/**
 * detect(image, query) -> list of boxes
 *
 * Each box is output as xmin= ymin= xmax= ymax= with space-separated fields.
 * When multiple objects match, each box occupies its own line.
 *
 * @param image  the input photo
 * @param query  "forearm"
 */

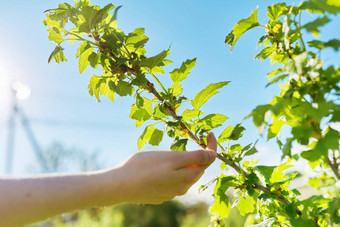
xmin=0 ymin=168 xmax=123 ymax=226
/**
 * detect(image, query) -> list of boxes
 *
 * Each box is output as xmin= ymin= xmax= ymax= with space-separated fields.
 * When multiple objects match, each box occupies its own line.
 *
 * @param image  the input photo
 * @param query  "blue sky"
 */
xmin=0 ymin=0 xmax=339 ymax=201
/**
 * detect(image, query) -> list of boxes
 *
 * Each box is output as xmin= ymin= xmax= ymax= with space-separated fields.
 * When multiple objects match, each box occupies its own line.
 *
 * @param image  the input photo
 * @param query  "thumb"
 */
xmin=206 ymin=132 xmax=217 ymax=151
xmin=206 ymin=132 xmax=217 ymax=161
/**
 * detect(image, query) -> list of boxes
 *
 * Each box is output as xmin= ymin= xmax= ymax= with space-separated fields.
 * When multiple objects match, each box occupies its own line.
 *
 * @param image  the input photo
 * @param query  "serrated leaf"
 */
xmin=170 ymin=138 xmax=188 ymax=151
xmin=153 ymin=104 xmax=169 ymax=119
xmin=182 ymin=109 xmax=203 ymax=121
xmin=169 ymin=82 xmax=183 ymax=97
xmin=209 ymin=175 xmax=237 ymax=218
xmin=267 ymin=117 xmax=285 ymax=139
xmin=255 ymin=46 xmax=275 ymax=60
xmin=170 ymin=58 xmax=197 ymax=82
xmin=301 ymin=0 xmax=340 ymax=15
xmin=303 ymin=16 xmax=330 ymax=36
xmin=244 ymin=146 xmax=258 ymax=157
xmin=196 ymin=113 xmax=228 ymax=131
xmin=228 ymin=124 xmax=245 ymax=140
xmin=87 ymin=75 xmax=115 ymax=102
xmin=265 ymin=74 xmax=289 ymax=87
xmin=255 ymin=165 xmax=275 ymax=184
xmin=247 ymin=104 xmax=271 ymax=132
xmin=109 ymin=80 xmax=134 ymax=96
xmin=48 ymin=46 xmax=67 ymax=63
xmin=282 ymin=137 xmax=294 ymax=159
xmin=140 ymin=47 xmax=170 ymax=69
xmin=78 ymin=4 xmax=115 ymax=33
xmin=88 ymin=52 xmax=99 ymax=68
xmin=218 ymin=125 xmax=234 ymax=143
xmin=126 ymin=27 xmax=149 ymax=50
xmin=225 ymin=7 xmax=260 ymax=52
xmin=191 ymin=81 xmax=229 ymax=110
xmin=270 ymin=162 xmax=292 ymax=183
xmin=237 ymin=195 xmax=254 ymax=216
xmin=137 ymin=125 xmax=163 ymax=150
xmin=78 ymin=46 xmax=94 ymax=73
xmin=48 ymin=27 xmax=64 ymax=45
xmin=130 ymin=98 xmax=153 ymax=127
xmin=308 ymin=39 xmax=340 ymax=51
xmin=267 ymin=3 xmax=288 ymax=20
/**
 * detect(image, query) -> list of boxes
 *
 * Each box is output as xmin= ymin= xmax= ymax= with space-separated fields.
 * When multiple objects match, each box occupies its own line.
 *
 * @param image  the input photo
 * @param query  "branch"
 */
xmin=325 ymin=156 xmax=340 ymax=181
xmin=143 ymin=69 xmax=304 ymax=216
xmin=102 ymin=47 xmax=306 ymax=222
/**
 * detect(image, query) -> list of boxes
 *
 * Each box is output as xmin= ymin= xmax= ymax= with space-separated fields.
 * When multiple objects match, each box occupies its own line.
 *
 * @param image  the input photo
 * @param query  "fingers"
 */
xmin=173 ymin=132 xmax=217 ymax=169
xmin=177 ymin=150 xmax=214 ymax=168
xmin=206 ymin=132 xmax=217 ymax=162
xmin=206 ymin=132 xmax=217 ymax=151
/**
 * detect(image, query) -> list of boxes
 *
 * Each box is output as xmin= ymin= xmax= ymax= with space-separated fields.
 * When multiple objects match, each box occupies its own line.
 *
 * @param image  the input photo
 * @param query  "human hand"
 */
xmin=106 ymin=132 xmax=217 ymax=205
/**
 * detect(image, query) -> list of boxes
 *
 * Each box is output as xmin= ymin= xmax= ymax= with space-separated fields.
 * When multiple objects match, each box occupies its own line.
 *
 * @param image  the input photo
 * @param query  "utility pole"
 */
xmin=5 ymin=88 xmax=17 ymax=174
xmin=4 ymin=81 xmax=48 ymax=173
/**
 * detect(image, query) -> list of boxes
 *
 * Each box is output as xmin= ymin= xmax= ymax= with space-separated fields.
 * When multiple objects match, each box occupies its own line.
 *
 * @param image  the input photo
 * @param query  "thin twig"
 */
xmin=325 ymin=156 xmax=340 ymax=181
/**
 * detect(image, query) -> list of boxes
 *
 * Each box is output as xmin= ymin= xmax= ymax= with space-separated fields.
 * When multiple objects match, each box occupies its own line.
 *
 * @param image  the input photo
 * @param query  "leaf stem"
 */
xmin=150 ymin=73 xmax=168 ymax=94
xmin=325 ymin=156 xmax=340 ymax=180
xmin=65 ymin=31 xmax=98 ymax=46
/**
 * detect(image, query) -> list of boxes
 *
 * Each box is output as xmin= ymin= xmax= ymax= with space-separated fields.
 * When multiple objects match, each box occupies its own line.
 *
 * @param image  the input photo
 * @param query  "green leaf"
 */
xmin=47 ymin=27 xmax=64 ymax=45
xmin=107 ymin=5 xmax=121 ymax=29
xmin=209 ymin=175 xmax=237 ymax=218
xmin=218 ymin=125 xmax=234 ymax=143
xmin=149 ymin=128 xmax=164 ymax=146
xmin=303 ymin=16 xmax=330 ymax=36
xmin=247 ymin=104 xmax=271 ymax=130
xmin=255 ymin=46 xmax=275 ymax=60
xmin=270 ymin=162 xmax=292 ymax=183
xmin=309 ymin=128 xmax=340 ymax=160
xmin=228 ymin=124 xmax=245 ymax=140
xmin=109 ymin=80 xmax=134 ymax=96
xmin=182 ymin=109 xmax=203 ymax=121
xmin=191 ymin=81 xmax=229 ymax=110
xmin=126 ymin=28 xmax=149 ymax=50
xmin=169 ymin=82 xmax=183 ymax=97
xmin=244 ymin=146 xmax=258 ymax=157
xmin=137 ymin=125 xmax=163 ymax=150
xmin=170 ymin=58 xmax=197 ymax=82
xmin=301 ymin=149 xmax=320 ymax=162
xmin=153 ymin=104 xmax=169 ymax=120
xmin=87 ymin=75 xmax=115 ymax=102
xmin=48 ymin=46 xmax=67 ymax=63
xmin=196 ymin=113 xmax=228 ymax=131
xmin=140 ymin=47 xmax=171 ymax=69
xmin=301 ymin=0 xmax=340 ymax=15
xmin=88 ymin=52 xmax=99 ymax=68
xmin=170 ymin=138 xmax=188 ymax=151
xmin=255 ymin=165 xmax=276 ymax=184
xmin=237 ymin=195 xmax=254 ymax=216
xmin=78 ymin=46 xmax=94 ymax=73
xmin=130 ymin=98 xmax=153 ymax=127
xmin=131 ymin=73 xmax=147 ymax=86
xmin=282 ymin=137 xmax=294 ymax=158
xmin=265 ymin=74 xmax=289 ymax=87
xmin=225 ymin=7 xmax=260 ymax=52
xmin=267 ymin=117 xmax=285 ymax=139
xmin=78 ymin=4 xmax=115 ymax=33
xmin=308 ymin=39 xmax=340 ymax=51
xmin=267 ymin=3 xmax=288 ymax=20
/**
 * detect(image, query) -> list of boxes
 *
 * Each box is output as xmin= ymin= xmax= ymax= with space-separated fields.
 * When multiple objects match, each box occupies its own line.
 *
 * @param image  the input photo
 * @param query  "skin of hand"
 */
xmin=0 ymin=132 xmax=217 ymax=227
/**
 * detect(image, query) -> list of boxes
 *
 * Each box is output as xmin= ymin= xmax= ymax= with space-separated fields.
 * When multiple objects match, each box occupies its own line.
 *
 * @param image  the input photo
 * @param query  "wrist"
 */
xmin=89 ymin=166 xmax=128 ymax=207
